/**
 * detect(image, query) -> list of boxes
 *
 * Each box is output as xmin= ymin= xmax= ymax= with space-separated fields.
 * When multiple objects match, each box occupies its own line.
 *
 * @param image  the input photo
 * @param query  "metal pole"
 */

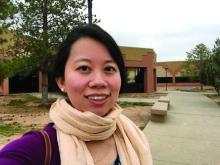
xmin=165 ymin=67 xmax=168 ymax=91
xmin=88 ymin=0 xmax=93 ymax=24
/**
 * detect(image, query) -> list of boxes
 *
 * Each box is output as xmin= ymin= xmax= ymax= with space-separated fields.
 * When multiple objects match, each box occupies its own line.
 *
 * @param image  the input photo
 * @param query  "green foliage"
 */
xmin=214 ymin=78 xmax=220 ymax=96
xmin=118 ymin=101 xmax=153 ymax=108
xmin=0 ymin=60 xmax=10 ymax=82
xmin=182 ymin=43 xmax=211 ymax=86
xmin=7 ymin=94 xmax=40 ymax=107
xmin=0 ymin=0 xmax=17 ymax=19
xmin=190 ymin=38 xmax=220 ymax=95
xmin=201 ymin=56 xmax=215 ymax=85
xmin=212 ymin=38 xmax=220 ymax=76
xmin=0 ymin=123 xmax=26 ymax=137
xmin=0 ymin=0 xmax=17 ymax=44
xmin=23 ymin=94 xmax=40 ymax=102
xmin=181 ymin=60 xmax=199 ymax=80
xmin=9 ymin=0 xmax=89 ymax=71
xmin=0 ymin=56 xmax=35 ymax=83
xmin=212 ymin=38 xmax=220 ymax=95
xmin=2 ymin=0 xmax=98 ymax=103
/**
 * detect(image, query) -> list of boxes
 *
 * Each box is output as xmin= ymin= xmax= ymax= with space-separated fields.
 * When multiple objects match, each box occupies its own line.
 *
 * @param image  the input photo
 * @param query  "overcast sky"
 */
xmin=92 ymin=0 xmax=220 ymax=62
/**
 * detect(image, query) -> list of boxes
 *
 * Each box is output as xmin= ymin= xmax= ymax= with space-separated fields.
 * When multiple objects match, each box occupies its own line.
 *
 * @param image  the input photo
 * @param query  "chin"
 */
xmin=93 ymin=111 xmax=107 ymax=117
xmin=92 ymin=108 xmax=111 ymax=117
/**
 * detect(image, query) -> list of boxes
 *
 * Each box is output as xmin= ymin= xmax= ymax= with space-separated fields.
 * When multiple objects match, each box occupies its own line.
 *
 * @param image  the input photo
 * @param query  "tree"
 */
xmin=0 ymin=0 xmax=17 ymax=44
xmin=182 ymin=43 xmax=211 ymax=90
xmin=212 ymin=38 xmax=220 ymax=95
xmin=0 ymin=56 xmax=34 ymax=84
xmin=0 ymin=60 xmax=10 ymax=83
xmin=194 ymin=38 xmax=220 ymax=95
xmin=0 ymin=0 xmax=17 ymax=85
xmin=0 ymin=0 xmax=17 ymax=19
xmin=7 ymin=0 xmax=97 ymax=104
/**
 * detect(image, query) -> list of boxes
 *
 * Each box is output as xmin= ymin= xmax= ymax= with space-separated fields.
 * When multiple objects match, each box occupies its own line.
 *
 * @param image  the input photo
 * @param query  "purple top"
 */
xmin=0 ymin=123 xmax=121 ymax=165
xmin=0 ymin=123 xmax=60 ymax=165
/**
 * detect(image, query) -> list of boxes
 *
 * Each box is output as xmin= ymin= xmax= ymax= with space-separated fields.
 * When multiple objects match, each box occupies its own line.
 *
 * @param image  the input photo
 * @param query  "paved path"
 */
xmin=143 ymin=91 xmax=220 ymax=165
xmin=118 ymin=98 xmax=157 ymax=104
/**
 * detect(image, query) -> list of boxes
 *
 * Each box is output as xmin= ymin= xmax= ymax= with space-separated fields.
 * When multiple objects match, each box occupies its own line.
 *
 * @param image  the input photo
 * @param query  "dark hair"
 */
xmin=53 ymin=24 xmax=125 ymax=93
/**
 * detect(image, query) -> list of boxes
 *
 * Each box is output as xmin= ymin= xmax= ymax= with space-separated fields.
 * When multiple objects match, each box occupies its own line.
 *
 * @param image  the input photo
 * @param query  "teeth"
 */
xmin=88 ymin=96 xmax=107 ymax=100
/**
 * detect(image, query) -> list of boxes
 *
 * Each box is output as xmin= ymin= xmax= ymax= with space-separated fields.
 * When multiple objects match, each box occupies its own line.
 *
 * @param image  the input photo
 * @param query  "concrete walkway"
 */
xmin=118 ymin=97 xmax=157 ymax=104
xmin=143 ymin=91 xmax=220 ymax=165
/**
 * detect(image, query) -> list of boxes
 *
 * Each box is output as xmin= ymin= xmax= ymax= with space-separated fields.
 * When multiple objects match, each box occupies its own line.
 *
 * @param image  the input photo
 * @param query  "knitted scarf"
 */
xmin=49 ymin=98 xmax=152 ymax=165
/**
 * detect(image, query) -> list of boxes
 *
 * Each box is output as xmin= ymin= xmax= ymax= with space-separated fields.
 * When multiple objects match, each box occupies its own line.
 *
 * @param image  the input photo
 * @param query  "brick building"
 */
xmin=156 ymin=61 xmax=200 ymax=89
xmin=0 ymin=31 xmax=157 ymax=95
xmin=1 ymin=30 xmax=202 ymax=95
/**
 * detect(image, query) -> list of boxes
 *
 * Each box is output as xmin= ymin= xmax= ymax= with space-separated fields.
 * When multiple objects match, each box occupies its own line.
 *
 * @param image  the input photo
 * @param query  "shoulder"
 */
xmin=0 ymin=123 xmax=59 ymax=165
xmin=43 ymin=123 xmax=57 ymax=145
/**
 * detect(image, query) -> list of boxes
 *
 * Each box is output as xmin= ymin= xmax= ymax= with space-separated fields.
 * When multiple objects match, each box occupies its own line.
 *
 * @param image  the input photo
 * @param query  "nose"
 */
xmin=88 ymin=72 xmax=107 ymax=88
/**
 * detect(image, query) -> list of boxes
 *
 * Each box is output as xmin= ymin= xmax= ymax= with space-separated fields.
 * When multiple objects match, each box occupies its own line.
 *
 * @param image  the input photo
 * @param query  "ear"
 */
xmin=56 ymin=77 xmax=65 ymax=92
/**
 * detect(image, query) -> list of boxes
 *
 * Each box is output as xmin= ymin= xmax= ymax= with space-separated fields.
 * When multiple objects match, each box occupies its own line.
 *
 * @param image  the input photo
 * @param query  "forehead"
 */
xmin=68 ymin=37 xmax=115 ymax=62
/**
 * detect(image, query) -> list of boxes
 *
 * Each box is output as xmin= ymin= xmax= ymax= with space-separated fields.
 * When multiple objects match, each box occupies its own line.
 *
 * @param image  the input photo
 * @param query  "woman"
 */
xmin=0 ymin=24 xmax=152 ymax=165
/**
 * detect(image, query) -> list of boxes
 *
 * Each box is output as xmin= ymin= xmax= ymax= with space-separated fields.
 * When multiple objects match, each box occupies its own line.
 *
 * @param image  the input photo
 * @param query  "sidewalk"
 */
xmin=143 ymin=91 xmax=220 ymax=165
xmin=118 ymin=97 xmax=157 ymax=104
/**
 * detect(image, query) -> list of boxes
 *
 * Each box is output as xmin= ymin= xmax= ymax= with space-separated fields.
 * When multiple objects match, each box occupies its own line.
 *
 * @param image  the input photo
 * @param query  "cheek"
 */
xmin=109 ymin=75 xmax=121 ymax=93
xmin=64 ymin=71 xmax=87 ymax=92
xmin=68 ymin=78 xmax=85 ymax=90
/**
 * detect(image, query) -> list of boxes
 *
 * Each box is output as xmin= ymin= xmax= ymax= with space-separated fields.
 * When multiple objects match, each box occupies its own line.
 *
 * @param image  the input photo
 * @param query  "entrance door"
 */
xmin=124 ymin=67 xmax=145 ymax=93
xmin=9 ymin=72 xmax=39 ymax=93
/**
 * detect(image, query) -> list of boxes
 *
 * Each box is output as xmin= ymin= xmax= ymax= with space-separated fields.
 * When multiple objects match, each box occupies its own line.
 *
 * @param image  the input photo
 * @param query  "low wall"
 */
xmin=157 ymin=82 xmax=201 ymax=87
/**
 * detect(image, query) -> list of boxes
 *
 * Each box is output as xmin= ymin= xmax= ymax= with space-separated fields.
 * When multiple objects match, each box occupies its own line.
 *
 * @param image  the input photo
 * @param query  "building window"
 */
xmin=125 ymin=67 xmax=145 ymax=93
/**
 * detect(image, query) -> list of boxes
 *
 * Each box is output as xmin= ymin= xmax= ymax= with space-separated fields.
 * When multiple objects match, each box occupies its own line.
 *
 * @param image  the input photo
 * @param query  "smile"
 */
xmin=87 ymin=95 xmax=108 ymax=100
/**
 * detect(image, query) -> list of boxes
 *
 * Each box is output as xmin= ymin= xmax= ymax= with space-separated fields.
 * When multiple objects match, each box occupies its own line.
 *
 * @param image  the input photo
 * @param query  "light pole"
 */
xmin=88 ymin=0 xmax=93 ymax=24
xmin=199 ymin=54 xmax=203 ymax=90
xmin=165 ymin=67 xmax=168 ymax=91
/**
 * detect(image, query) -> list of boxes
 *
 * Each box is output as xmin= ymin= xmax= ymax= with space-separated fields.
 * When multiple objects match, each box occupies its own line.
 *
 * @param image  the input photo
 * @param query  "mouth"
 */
xmin=85 ymin=94 xmax=110 ymax=106
xmin=87 ymin=95 xmax=108 ymax=100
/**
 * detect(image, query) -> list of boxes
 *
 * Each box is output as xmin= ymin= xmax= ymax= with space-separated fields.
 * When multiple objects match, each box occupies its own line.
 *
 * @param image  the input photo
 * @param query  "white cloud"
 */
xmin=93 ymin=0 xmax=220 ymax=61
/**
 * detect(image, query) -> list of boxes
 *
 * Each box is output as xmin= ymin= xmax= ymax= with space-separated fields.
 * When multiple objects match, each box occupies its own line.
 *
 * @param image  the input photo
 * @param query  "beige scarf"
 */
xmin=49 ymin=98 xmax=152 ymax=165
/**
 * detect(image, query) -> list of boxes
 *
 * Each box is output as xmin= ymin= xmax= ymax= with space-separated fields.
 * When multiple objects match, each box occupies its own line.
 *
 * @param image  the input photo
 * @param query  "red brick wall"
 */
xmin=124 ymin=52 xmax=156 ymax=93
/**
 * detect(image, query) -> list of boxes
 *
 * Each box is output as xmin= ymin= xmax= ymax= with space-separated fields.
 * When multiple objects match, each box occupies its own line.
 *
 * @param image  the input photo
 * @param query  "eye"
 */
xmin=104 ymin=66 xmax=117 ymax=73
xmin=77 ymin=66 xmax=91 ymax=73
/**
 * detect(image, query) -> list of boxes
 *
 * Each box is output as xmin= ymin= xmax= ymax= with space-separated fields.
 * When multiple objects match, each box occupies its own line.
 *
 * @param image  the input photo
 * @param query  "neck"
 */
xmin=86 ymin=135 xmax=117 ymax=165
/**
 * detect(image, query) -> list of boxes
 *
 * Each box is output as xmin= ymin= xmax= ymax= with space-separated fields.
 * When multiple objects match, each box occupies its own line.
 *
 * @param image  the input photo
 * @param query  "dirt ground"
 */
xmin=206 ymin=94 xmax=220 ymax=103
xmin=0 ymin=94 xmax=152 ymax=147
xmin=1 ymin=92 xmax=218 ymax=147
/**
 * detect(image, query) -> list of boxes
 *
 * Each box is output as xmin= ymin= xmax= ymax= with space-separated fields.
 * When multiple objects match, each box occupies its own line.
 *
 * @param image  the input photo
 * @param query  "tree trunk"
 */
xmin=41 ymin=0 xmax=49 ymax=105
xmin=41 ymin=71 xmax=48 ymax=105
xmin=200 ymin=83 xmax=203 ymax=91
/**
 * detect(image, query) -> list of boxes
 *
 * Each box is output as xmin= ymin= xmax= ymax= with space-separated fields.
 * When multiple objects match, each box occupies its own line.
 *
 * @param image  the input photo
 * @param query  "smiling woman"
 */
xmin=0 ymin=24 xmax=152 ymax=165
xmin=56 ymin=37 xmax=121 ymax=117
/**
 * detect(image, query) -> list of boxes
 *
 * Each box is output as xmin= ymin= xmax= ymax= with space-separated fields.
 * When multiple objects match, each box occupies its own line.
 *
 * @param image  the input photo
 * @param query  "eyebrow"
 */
xmin=73 ymin=58 xmax=91 ymax=64
xmin=73 ymin=58 xmax=116 ymax=64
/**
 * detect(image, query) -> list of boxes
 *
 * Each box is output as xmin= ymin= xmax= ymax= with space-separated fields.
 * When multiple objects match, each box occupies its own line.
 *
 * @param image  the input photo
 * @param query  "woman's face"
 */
xmin=56 ymin=37 xmax=121 ymax=116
